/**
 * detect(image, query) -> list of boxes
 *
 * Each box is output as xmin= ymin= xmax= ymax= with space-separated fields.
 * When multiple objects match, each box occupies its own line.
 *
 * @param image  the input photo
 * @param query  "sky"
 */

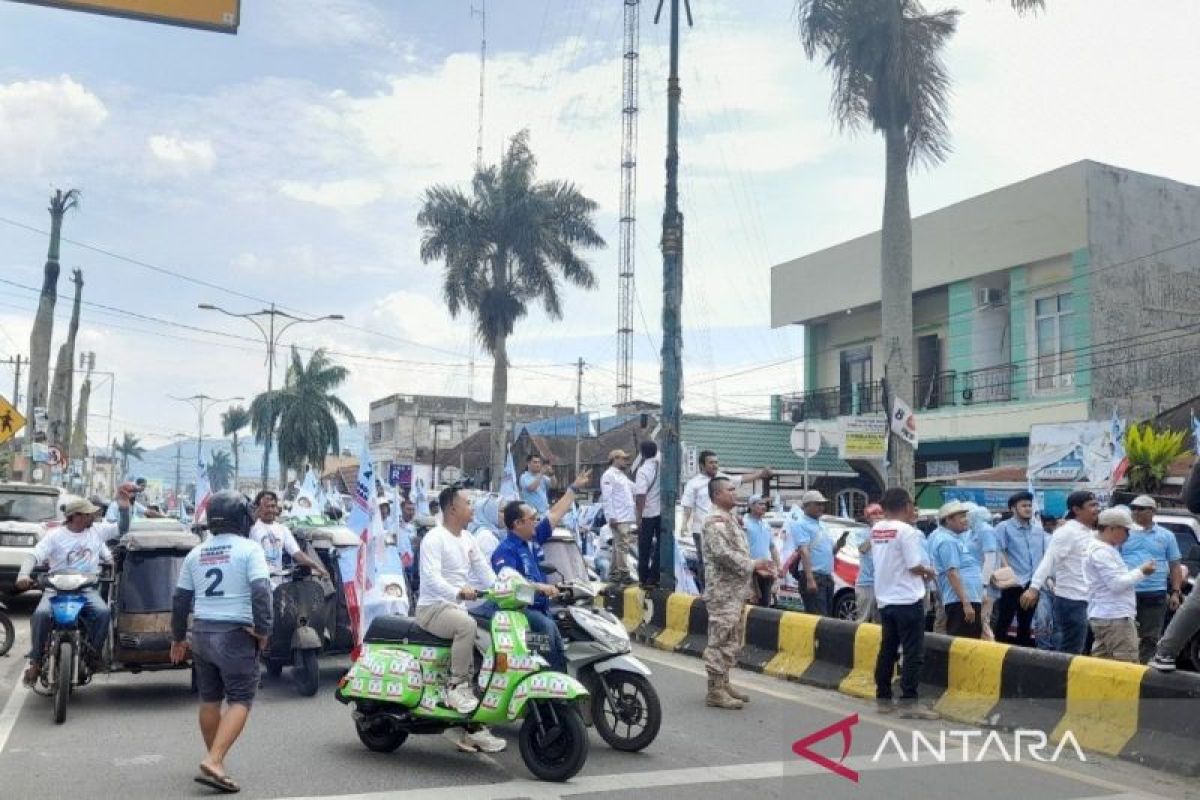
xmin=2 ymin=0 xmax=1200 ymax=457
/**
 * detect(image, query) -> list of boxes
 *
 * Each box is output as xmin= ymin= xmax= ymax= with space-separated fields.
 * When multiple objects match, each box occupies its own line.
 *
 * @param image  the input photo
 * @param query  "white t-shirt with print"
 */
xmin=31 ymin=523 xmax=117 ymax=574
xmin=249 ymin=520 xmax=301 ymax=584
xmin=870 ymin=519 xmax=929 ymax=607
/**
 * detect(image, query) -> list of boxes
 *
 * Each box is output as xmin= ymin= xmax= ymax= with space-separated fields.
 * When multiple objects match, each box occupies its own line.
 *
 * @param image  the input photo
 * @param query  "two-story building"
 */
xmin=771 ymin=161 xmax=1200 ymax=482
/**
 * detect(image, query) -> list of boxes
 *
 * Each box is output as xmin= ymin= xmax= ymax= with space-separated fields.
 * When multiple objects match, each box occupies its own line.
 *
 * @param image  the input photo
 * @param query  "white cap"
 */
xmin=1129 ymin=495 xmax=1158 ymax=510
xmin=801 ymin=490 xmax=828 ymax=505
xmin=938 ymin=501 xmax=970 ymax=521
xmin=1098 ymin=507 xmax=1135 ymax=529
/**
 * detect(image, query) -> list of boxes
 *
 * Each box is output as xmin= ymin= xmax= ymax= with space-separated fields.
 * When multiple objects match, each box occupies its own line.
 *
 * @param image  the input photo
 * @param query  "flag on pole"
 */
xmin=1109 ymin=408 xmax=1129 ymax=487
xmin=1191 ymin=411 xmax=1200 ymax=454
xmin=498 ymin=447 xmax=518 ymax=503
xmin=412 ymin=477 xmax=430 ymax=517
xmin=194 ymin=457 xmax=212 ymax=524
xmin=340 ymin=442 xmax=390 ymax=659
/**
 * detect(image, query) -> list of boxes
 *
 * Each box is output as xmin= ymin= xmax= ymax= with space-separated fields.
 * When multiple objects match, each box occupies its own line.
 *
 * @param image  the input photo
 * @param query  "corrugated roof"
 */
xmin=679 ymin=415 xmax=853 ymax=475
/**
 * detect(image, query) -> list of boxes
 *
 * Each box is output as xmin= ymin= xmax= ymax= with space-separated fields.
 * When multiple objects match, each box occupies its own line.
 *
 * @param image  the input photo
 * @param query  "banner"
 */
xmin=341 ymin=442 xmax=391 ymax=658
xmin=1027 ymin=421 xmax=1117 ymax=488
xmin=499 ymin=448 xmax=518 ymax=503
xmin=890 ymin=397 xmax=918 ymax=448
xmin=194 ymin=456 xmax=212 ymax=523
xmin=838 ymin=415 xmax=888 ymax=460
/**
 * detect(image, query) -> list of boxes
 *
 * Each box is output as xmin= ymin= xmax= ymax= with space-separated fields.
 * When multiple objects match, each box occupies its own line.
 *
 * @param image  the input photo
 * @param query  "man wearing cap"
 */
xmin=928 ymin=502 xmax=983 ymax=638
xmin=993 ymin=491 xmax=1047 ymax=647
xmin=681 ymin=451 xmax=773 ymax=592
xmin=1120 ymin=496 xmax=1183 ymax=663
xmin=743 ymin=494 xmax=780 ymax=607
xmin=1085 ymin=507 xmax=1156 ymax=663
xmin=1021 ymin=490 xmax=1101 ymax=654
xmin=16 ymin=498 xmax=117 ymax=685
xmin=600 ymin=449 xmax=636 ymax=584
xmin=786 ymin=490 xmax=835 ymax=617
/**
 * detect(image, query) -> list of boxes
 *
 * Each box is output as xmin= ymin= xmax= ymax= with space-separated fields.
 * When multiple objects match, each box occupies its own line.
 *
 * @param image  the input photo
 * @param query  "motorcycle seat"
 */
xmin=364 ymin=615 xmax=452 ymax=648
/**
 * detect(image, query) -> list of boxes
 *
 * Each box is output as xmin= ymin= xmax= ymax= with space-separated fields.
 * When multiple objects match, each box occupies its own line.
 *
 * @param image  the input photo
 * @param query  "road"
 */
xmin=0 ymin=593 xmax=1195 ymax=800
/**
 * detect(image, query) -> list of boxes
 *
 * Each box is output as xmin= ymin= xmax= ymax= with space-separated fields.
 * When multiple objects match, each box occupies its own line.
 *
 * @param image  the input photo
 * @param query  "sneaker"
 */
xmin=445 ymin=681 xmax=479 ymax=714
xmin=21 ymin=664 xmax=40 ymax=688
xmin=453 ymin=726 xmax=507 ymax=753
xmin=1149 ymin=655 xmax=1177 ymax=672
xmin=898 ymin=704 xmax=941 ymax=721
xmin=875 ymin=700 xmax=895 ymax=715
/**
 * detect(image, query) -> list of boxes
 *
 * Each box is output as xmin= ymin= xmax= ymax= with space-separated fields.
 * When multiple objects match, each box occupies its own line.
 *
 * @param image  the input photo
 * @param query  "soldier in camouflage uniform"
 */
xmin=701 ymin=477 xmax=773 ymax=710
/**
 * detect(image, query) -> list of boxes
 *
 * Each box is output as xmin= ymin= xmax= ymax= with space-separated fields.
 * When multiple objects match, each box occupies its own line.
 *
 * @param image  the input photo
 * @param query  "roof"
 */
xmin=679 ymin=415 xmax=854 ymax=476
xmin=1153 ymin=395 xmax=1200 ymax=435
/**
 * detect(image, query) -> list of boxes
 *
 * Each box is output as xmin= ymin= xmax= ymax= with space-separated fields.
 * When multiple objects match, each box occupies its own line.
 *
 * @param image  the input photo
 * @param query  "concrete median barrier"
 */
xmin=605 ymin=586 xmax=1200 ymax=777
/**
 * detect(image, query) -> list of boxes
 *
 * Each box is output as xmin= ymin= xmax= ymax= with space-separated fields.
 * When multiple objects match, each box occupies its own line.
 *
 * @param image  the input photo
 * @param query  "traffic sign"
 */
xmin=0 ymin=395 xmax=25 ymax=446
xmin=790 ymin=422 xmax=822 ymax=457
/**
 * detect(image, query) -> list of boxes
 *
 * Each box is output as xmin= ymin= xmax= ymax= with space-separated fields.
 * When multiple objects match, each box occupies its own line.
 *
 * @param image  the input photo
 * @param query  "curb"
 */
xmin=604 ymin=586 xmax=1200 ymax=777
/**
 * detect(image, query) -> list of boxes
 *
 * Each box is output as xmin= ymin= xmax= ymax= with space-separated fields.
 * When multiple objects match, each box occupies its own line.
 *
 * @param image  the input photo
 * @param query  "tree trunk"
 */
xmin=26 ymin=203 xmax=68 ymax=436
xmin=881 ymin=124 xmax=915 ymax=491
xmin=48 ymin=270 xmax=83 ymax=450
xmin=488 ymin=335 xmax=509 ymax=491
xmin=70 ymin=376 xmax=91 ymax=462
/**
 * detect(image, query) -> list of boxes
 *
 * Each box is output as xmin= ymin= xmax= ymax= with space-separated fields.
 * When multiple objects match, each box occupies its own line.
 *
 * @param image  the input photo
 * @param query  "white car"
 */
xmin=0 ymin=483 xmax=65 ymax=592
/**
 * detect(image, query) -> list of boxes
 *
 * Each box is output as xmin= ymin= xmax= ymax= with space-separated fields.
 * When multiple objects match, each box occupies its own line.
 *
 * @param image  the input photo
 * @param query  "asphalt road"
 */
xmin=0 ymin=592 xmax=1196 ymax=800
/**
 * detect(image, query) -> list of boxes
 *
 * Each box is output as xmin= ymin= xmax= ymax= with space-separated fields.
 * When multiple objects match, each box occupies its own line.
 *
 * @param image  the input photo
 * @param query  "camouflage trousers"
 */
xmin=703 ymin=600 xmax=746 ymax=676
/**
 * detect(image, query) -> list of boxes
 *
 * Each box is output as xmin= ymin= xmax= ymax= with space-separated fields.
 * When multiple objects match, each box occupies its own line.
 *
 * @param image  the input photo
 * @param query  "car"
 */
xmin=0 ymin=483 xmax=65 ymax=593
xmin=1150 ymin=512 xmax=1200 ymax=668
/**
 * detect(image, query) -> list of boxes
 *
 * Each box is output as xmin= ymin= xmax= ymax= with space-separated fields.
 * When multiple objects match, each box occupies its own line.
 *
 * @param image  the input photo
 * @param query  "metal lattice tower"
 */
xmin=616 ymin=0 xmax=641 ymax=406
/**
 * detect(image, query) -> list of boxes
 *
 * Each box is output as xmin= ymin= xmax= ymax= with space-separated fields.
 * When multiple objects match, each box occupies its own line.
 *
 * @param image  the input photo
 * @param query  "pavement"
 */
xmin=0 ymin=592 xmax=1196 ymax=800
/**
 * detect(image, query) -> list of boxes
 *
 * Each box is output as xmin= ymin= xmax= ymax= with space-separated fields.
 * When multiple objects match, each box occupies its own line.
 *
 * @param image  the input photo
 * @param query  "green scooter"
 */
xmin=336 ymin=577 xmax=591 ymax=782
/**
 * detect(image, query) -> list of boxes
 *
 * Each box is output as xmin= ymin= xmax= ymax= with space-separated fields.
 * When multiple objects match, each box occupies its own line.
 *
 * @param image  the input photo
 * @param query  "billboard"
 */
xmin=11 ymin=1 xmax=240 ymax=33
xmin=838 ymin=415 xmax=888 ymax=460
xmin=1027 ymin=421 xmax=1118 ymax=488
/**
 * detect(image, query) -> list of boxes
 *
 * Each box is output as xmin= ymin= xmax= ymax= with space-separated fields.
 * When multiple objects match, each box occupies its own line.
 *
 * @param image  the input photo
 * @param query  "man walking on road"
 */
xmin=701 ymin=477 xmax=772 ymax=710
xmin=786 ymin=490 xmax=835 ymax=617
xmin=681 ymin=451 xmax=771 ymax=592
xmin=634 ymin=440 xmax=662 ymax=587
xmin=993 ymin=491 xmax=1046 ymax=646
xmin=871 ymin=488 xmax=939 ymax=719
xmin=600 ymin=449 xmax=636 ymax=584
xmin=170 ymin=490 xmax=273 ymax=794
xmin=1121 ymin=496 xmax=1183 ymax=663
xmin=1022 ymin=491 xmax=1100 ymax=655
xmin=928 ymin=502 xmax=982 ymax=639
xmin=1085 ymin=506 xmax=1154 ymax=663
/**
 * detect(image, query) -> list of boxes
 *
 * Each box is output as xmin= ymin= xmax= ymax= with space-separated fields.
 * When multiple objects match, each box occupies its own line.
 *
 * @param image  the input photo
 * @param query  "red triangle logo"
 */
xmin=791 ymin=713 xmax=859 ymax=783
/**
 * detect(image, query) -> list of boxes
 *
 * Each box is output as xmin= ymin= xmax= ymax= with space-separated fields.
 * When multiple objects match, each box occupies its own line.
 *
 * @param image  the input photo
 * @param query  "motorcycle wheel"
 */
xmin=293 ymin=648 xmax=320 ymax=697
xmin=0 ymin=612 xmax=14 ymax=657
xmin=518 ymin=701 xmax=589 ymax=782
xmin=592 ymin=670 xmax=661 ymax=752
xmin=355 ymin=717 xmax=409 ymax=753
xmin=53 ymin=642 xmax=72 ymax=725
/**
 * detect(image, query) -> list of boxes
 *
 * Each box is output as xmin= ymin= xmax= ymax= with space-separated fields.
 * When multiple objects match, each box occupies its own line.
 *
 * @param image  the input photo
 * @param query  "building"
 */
xmin=368 ymin=393 xmax=564 ymax=482
xmin=771 ymin=161 xmax=1200 ymax=481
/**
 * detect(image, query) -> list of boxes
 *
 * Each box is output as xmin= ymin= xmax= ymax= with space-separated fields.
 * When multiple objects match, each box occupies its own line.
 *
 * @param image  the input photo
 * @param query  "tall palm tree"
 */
xmin=250 ymin=347 xmax=355 ymax=481
xmin=207 ymin=449 xmax=235 ymax=491
xmin=48 ymin=268 xmax=83 ymax=449
xmin=114 ymin=431 xmax=145 ymax=480
xmin=27 ymin=189 xmax=80 ymax=434
xmin=418 ymin=130 xmax=605 ymax=487
xmin=795 ymin=0 xmax=1040 ymax=490
xmin=221 ymin=405 xmax=251 ymax=491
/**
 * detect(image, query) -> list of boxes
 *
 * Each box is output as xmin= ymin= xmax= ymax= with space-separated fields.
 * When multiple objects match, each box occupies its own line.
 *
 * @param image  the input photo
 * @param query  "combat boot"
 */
xmin=706 ymin=672 xmax=744 ymax=710
xmin=723 ymin=675 xmax=750 ymax=703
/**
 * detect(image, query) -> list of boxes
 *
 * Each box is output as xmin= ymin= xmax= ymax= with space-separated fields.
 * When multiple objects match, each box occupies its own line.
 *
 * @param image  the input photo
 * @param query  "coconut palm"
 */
xmin=795 ymin=0 xmax=1041 ymax=490
xmin=250 ymin=347 xmax=355 ymax=481
xmin=113 ymin=431 xmax=146 ymax=480
xmin=418 ymin=130 xmax=605 ymax=487
xmin=207 ymin=449 xmax=235 ymax=491
xmin=27 ymin=189 xmax=80 ymax=432
xmin=221 ymin=405 xmax=251 ymax=491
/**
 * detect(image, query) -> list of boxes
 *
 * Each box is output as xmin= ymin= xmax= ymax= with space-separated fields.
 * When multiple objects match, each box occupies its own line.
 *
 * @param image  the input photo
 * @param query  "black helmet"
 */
xmin=207 ymin=490 xmax=255 ymax=536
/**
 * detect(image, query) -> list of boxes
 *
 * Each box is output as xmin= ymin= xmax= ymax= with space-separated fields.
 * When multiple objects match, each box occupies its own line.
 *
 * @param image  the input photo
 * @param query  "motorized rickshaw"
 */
xmin=290 ymin=518 xmax=359 ymax=656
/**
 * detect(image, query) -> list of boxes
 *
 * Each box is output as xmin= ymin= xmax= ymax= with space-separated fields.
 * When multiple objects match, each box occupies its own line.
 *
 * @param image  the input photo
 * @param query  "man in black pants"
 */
xmin=633 ymin=440 xmax=662 ymax=587
xmin=870 ymin=488 xmax=939 ymax=720
xmin=993 ymin=491 xmax=1046 ymax=646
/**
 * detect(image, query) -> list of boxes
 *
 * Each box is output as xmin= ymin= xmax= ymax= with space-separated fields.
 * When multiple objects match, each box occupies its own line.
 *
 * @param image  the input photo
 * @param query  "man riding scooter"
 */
xmin=493 ymin=469 xmax=593 ymax=674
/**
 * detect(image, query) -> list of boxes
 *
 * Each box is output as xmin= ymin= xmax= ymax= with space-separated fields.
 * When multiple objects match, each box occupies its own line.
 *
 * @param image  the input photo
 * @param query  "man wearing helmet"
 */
xmin=170 ymin=490 xmax=273 ymax=794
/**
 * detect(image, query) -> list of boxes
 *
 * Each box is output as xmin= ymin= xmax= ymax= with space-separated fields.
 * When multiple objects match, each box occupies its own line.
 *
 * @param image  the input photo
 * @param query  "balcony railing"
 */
xmin=961 ymin=364 xmax=1018 ymax=405
xmin=782 ymin=370 xmax=963 ymax=422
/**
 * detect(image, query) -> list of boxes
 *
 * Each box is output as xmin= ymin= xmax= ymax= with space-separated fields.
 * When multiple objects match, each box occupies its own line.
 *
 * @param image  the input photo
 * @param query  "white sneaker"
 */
xmin=453 ymin=726 xmax=507 ymax=753
xmin=445 ymin=681 xmax=479 ymax=714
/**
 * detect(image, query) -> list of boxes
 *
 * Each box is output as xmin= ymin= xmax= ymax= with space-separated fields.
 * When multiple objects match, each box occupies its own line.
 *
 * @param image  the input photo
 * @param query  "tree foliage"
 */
xmin=1124 ymin=423 xmax=1190 ymax=494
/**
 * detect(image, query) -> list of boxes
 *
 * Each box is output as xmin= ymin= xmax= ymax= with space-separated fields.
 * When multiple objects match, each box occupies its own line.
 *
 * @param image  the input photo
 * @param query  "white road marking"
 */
xmin=0 ymin=671 xmax=29 ymax=755
xmin=112 ymin=754 xmax=164 ymax=767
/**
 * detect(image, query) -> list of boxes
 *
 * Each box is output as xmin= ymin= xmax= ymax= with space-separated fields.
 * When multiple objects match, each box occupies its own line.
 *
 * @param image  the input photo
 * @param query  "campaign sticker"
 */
xmin=482 ymin=692 xmax=501 ymax=710
xmin=420 ymin=647 xmax=438 ymax=661
xmin=351 ymin=678 xmax=366 ymax=693
xmin=490 ymin=674 xmax=509 ymax=691
xmin=493 ymin=614 xmax=512 ymax=631
xmin=386 ymin=682 xmax=404 ymax=697
xmin=368 ymin=678 xmax=384 ymax=695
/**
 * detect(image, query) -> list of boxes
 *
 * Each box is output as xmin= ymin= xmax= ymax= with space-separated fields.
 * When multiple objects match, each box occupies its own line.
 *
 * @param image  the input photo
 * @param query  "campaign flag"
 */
xmin=1109 ymin=409 xmax=1129 ymax=487
xmin=1192 ymin=412 xmax=1200 ymax=454
xmin=194 ymin=457 xmax=212 ymax=524
xmin=412 ymin=477 xmax=430 ymax=517
xmin=341 ymin=443 xmax=388 ymax=658
xmin=890 ymin=396 xmax=918 ymax=448
xmin=838 ymin=493 xmax=850 ymax=519
xmin=499 ymin=448 xmax=519 ymax=503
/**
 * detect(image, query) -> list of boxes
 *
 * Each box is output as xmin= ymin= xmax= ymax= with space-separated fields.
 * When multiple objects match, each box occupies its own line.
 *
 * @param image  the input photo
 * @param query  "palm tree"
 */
xmin=795 ymin=0 xmax=1040 ymax=490
xmin=418 ymin=130 xmax=605 ymax=487
xmin=48 ymin=268 xmax=83 ymax=449
xmin=250 ymin=347 xmax=355 ymax=481
xmin=113 ymin=431 xmax=146 ymax=480
xmin=27 ymin=189 xmax=80 ymax=434
xmin=221 ymin=405 xmax=251 ymax=491
xmin=207 ymin=449 xmax=235 ymax=491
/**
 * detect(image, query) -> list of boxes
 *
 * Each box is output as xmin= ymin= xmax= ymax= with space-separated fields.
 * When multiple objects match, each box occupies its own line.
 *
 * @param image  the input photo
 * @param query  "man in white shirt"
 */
xmin=415 ymin=486 xmax=505 ymax=753
xmin=680 ymin=450 xmax=772 ymax=591
xmin=248 ymin=491 xmax=327 ymax=586
xmin=633 ymin=440 xmax=662 ymax=587
xmin=1021 ymin=490 xmax=1100 ymax=655
xmin=870 ymin=488 xmax=939 ymax=720
xmin=600 ymin=449 xmax=637 ymax=584
xmin=1085 ymin=507 xmax=1155 ymax=663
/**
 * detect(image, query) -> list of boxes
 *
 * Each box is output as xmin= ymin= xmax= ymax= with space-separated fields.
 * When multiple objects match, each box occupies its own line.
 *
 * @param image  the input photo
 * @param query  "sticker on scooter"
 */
xmin=481 ymin=691 xmax=501 ymax=710
xmin=420 ymin=647 xmax=438 ymax=661
xmin=490 ymin=674 xmax=509 ymax=690
xmin=368 ymin=679 xmax=384 ymax=695
xmin=493 ymin=615 xmax=512 ymax=631
xmin=494 ymin=632 xmax=515 ymax=651
xmin=351 ymin=678 xmax=366 ymax=693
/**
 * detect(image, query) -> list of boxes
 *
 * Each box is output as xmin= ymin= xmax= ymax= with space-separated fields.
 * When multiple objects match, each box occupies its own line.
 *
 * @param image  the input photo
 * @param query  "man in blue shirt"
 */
xmin=1122 ymin=496 xmax=1183 ymax=663
xmin=853 ymin=503 xmax=884 ymax=622
xmin=519 ymin=454 xmax=554 ymax=515
xmin=171 ymin=491 xmax=273 ymax=795
xmin=993 ymin=491 xmax=1047 ymax=646
xmin=493 ymin=469 xmax=591 ymax=672
xmin=788 ymin=490 xmax=834 ymax=617
xmin=743 ymin=495 xmax=780 ymax=607
xmin=928 ymin=502 xmax=983 ymax=638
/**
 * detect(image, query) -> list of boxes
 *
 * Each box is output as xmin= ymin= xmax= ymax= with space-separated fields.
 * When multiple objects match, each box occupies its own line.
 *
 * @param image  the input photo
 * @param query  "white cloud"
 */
xmin=278 ymin=178 xmax=384 ymax=208
xmin=0 ymin=75 xmax=107 ymax=176
xmin=147 ymin=135 xmax=216 ymax=177
xmin=262 ymin=0 xmax=389 ymax=49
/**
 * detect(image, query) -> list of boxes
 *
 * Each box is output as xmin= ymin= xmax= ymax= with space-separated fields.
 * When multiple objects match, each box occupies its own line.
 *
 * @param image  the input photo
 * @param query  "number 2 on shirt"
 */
xmin=204 ymin=567 xmax=225 ymax=597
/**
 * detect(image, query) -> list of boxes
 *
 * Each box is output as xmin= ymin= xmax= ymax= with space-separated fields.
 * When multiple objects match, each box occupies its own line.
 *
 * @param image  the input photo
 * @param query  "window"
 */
xmin=839 ymin=346 xmax=874 ymax=414
xmin=1034 ymin=292 xmax=1075 ymax=391
xmin=370 ymin=421 xmax=383 ymax=443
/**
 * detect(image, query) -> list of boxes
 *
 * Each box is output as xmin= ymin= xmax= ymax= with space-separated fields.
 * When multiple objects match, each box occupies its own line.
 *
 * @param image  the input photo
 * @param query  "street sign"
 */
xmin=790 ymin=423 xmax=822 ymax=457
xmin=11 ymin=1 xmax=240 ymax=33
xmin=0 ymin=394 xmax=25 ymax=446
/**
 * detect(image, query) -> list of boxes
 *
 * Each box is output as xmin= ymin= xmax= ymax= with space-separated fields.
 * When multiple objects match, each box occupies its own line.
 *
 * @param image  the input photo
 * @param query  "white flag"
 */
xmin=891 ymin=396 xmax=918 ymax=448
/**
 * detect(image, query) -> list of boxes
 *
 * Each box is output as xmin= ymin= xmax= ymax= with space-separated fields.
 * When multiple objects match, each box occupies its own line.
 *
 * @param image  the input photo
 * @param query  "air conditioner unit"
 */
xmin=978 ymin=288 xmax=1005 ymax=307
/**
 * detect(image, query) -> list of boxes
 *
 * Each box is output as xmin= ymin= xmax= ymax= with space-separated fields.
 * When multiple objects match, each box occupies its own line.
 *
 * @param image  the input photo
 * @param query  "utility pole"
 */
xmin=4 ymin=355 xmax=23 ymax=409
xmin=170 ymin=393 xmax=244 ymax=478
xmin=574 ymin=357 xmax=585 ymax=475
xmin=465 ymin=0 xmax=487 ymax=444
xmin=171 ymin=433 xmax=188 ymax=515
xmin=616 ymin=0 xmax=641 ymax=405
xmin=655 ymin=0 xmax=691 ymax=590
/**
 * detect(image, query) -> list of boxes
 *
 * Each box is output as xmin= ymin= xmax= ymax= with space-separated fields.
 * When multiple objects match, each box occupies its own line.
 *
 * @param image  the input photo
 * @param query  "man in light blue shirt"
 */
xmin=788 ymin=490 xmax=834 ymax=617
xmin=993 ymin=491 xmax=1047 ymax=646
xmin=743 ymin=495 xmax=780 ymax=607
xmin=852 ymin=503 xmax=884 ymax=622
xmin=1122 ymin=496 xmax=1183 ymax=663
xmin=519 ymin=454 xmax=553 ymax=515
xmin=928 ymin=502 xmax=982 ymax=639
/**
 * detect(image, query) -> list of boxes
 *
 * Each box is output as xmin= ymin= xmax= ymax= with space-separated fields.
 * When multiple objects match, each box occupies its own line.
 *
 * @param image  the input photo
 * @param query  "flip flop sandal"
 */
xmin=194 ymin=766 xmax=240 ymax=794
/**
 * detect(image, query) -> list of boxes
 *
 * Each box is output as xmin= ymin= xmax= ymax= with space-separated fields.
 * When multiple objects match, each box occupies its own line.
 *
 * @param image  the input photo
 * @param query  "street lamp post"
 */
xmin=198 ymin=303 xmax=343 ymax=490
xmin=170 ymin=393 xmax=244 ymax=477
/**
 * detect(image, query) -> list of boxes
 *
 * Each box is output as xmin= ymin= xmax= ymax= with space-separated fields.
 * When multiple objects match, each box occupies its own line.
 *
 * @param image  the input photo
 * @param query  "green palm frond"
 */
xmin=1124 ymin=423 xmax=1191 ymax=493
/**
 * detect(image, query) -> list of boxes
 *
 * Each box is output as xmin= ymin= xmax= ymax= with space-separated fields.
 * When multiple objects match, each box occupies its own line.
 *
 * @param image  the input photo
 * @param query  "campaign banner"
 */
xmin=1027 ymin=421 xmax=1118 ymax=488
xmin=838 ymin=416 xmax=888 ymax=460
